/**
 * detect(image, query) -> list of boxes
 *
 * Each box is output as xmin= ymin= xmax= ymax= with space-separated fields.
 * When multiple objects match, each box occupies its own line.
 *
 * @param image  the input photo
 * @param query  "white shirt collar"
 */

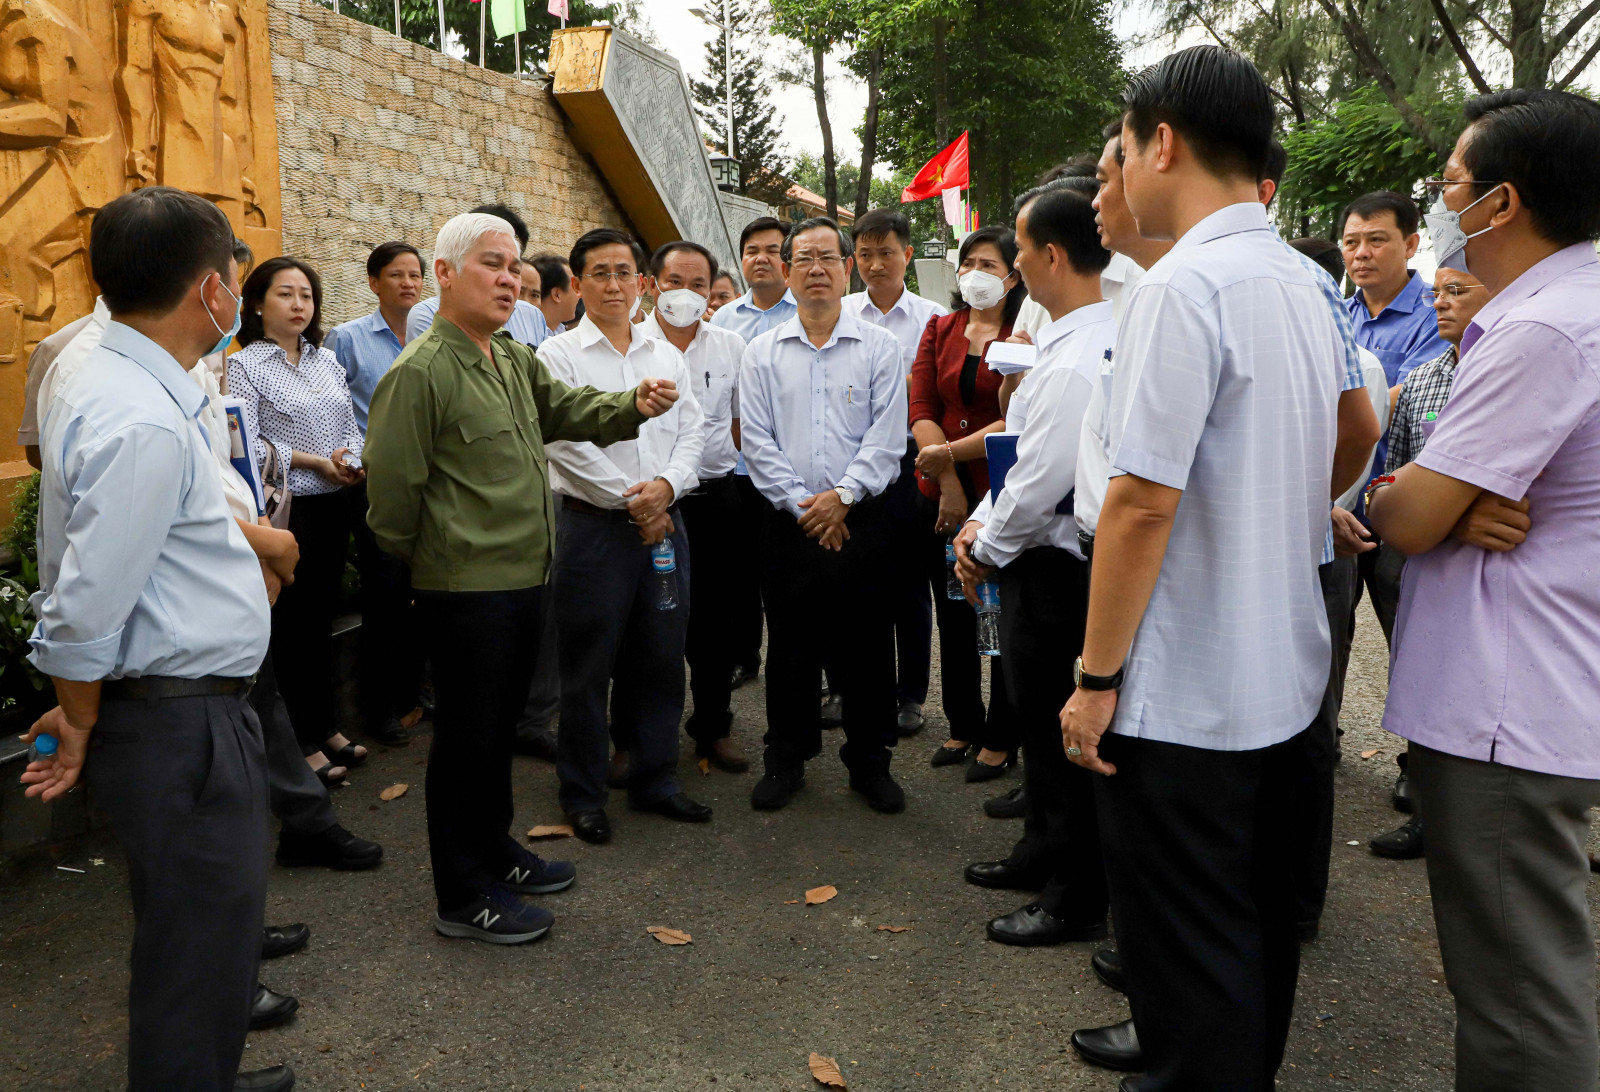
xmin=1034 ymin=299 xmax=1114 ymax=353
xmin=853 ymin=285 xmax=913 ymax=318
xmin=1172 ymin=202 xmax=1272 ymax=253
xmin=774 ymin=308 xmax=867 ymax=349
xmin=638 ymin=310 xmax=701 ymax=350
xmin=575 ymin=313 xmax=649 ymax=356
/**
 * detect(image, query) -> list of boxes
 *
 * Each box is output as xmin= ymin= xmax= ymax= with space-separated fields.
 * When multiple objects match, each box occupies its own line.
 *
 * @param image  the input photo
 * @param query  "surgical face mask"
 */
xmin=655 ymin=288 xmax=708 ymax=328
xmin=1424 ymin=184 xmax=1503 ymax=275
xmin=959 ymin=268 xmax=1009 ymax=310
xmin=629 ymin=296 xmax=643 ymax=320
xmin=204 ymin=273 xmax=243 ymax=358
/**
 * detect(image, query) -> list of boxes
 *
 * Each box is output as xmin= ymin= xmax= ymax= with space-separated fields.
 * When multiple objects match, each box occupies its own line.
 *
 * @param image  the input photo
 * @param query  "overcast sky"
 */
xmin=637 ymin=1 xmax=1197 ymax=171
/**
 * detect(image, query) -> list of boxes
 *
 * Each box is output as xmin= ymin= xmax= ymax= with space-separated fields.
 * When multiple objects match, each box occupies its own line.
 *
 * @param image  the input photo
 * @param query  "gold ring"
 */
xmin=1066 ymin=745 xmax=1082 ymax=757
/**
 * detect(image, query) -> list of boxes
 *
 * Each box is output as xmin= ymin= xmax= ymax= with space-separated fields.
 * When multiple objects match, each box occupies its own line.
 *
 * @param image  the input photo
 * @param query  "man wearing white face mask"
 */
xmin=639 ymin=241 xmax=752 ymax=774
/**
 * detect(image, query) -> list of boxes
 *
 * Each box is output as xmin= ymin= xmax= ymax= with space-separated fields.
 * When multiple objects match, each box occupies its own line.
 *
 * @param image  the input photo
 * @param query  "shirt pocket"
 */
xmin=829 ymin=380 xmax=874 ymax=437
xmin=457 ymin=410 xmax=522 ymax=483
xmin=704 ymin=375 xmax=735 ymax=421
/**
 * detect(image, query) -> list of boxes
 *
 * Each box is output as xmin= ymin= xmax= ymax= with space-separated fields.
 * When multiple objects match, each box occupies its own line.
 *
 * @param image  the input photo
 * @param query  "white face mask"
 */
xmin=629 ymin=296 xmax=643 ymax=319
xmin=654 ymin=288 xmax=708 ymax=328
xmin=959 ymin=268 xmax=1009 ymax=310
xmin=1424 ymin=184 xmax=1503 ymax=276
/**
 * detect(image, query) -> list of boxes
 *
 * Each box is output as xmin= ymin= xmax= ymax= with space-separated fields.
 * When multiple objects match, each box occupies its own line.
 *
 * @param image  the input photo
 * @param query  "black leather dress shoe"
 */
xmin=984 ymin=785 xmax=1027 ymax=819
xmin=1392 ymin=765 xmax=1413 ymax=813
xmin=895 ymin=701 xmax=925 ymax=737
xmin=249 ymin=984 xmax=298 ymax=1030
xmin=1072 ymin=1018 xmax=1144 ymax=1071
xmin=260 ymin=923 xmax=310 ymax=961
xmin=567 ymin=810 xmax=612 ymax=844
xmin=368 ymin=715 xmax=410 ymax=746
xmin=730 ymin=663 xmax=757 ymax=690
xmin=1092 ymin=947 xmax=1126 ymax=993
xmin=513 ymin=726 xmax=558 ymax=761
xmin=987 ymin=903 xmax=1108 ymax=946
xmin=850 ymin=772 xmax=906 ymax=814
xmin=235 ymin=1064 xmax=295 ymax=1091
xmin=820 ymin=693 xmax=844 ymax=729
xmin=963 ymin=858 xmax=1048 ymax=891
xmin=276 ymin=824 xmax=383 ymax=871
xmin=1371 ymin=816 xmax=1424 ymax=859
xmin=632 ymin=792 xmax=713 ymax=822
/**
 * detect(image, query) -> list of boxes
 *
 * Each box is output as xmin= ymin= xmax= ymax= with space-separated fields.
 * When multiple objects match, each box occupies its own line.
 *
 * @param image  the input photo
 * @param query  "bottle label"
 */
xmin=652 ymin=551 xmax=675 ymax=574
xmin=945 ymin=543 xmax=957 ymax=566
xmin=978 ymin=582 xmax=1000 ymax=610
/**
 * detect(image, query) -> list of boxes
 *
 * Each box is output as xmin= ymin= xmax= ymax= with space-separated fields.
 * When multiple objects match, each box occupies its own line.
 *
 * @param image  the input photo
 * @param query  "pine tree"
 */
xmin=690 ymin=0 xmax=789 ymax=193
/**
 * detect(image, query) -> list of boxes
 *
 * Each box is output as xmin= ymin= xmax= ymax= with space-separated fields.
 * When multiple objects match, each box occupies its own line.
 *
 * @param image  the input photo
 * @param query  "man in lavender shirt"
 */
xmin=1369 ymin=89 xmax=1600 ymax=1090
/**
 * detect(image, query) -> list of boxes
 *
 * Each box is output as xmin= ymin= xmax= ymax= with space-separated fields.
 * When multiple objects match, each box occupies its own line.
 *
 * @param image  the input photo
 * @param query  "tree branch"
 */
xmin=1556 ymin=29 xmax=1600 ymax=88
xmin=1429 ymin=0 xmax=1493 ymax=92
xmin=1316 ymin=0 xmax=1451 ymax=157
xmin=1467 ymin=7 xmax=1513 ymax=50
xmin=1551 ymin=0 xmax=1600 ymax=56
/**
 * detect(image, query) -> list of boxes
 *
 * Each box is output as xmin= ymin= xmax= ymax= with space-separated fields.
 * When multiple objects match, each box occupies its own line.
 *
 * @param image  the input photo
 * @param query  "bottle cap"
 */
xmin=32 ymin=733 xmax=58 ymax=757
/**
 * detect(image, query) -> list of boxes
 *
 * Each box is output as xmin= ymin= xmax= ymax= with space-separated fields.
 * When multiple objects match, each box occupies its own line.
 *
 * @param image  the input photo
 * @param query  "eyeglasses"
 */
xmin=790 ymin=254 xmax=846 ymax=269
xmin=1421 ymin=283 xmax=1485 ymax=302
xmin=1420 ymin=177 xmax=1502 ymax=191
xmin=581 ymin=270 xmax=638 ymax=284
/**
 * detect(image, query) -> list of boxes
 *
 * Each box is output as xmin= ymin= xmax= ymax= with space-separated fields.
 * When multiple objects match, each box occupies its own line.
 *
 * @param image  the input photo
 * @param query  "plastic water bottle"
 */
xmin=976 ymin=580 xmax=1001 ymax=656
xmin=29 ymin=733 xmax=58 ymax=763
xmin=650 ymin=539 xmax=679 ymax=611
xmin=945 ymin=538 xmax=964 ymax=600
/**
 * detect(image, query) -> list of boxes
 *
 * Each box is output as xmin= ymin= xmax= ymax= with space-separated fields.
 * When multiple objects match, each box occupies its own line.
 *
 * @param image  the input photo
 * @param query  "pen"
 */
xmin=848 ymin=384 xmax=853 ymax=405
xmin=705 ymin=370 xmax=710 ymax=389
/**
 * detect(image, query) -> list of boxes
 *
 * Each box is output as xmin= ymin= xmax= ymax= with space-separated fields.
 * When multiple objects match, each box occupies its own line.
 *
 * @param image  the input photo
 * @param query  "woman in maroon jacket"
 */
xmin=909 ymin=226 xmax=1025 ymax=782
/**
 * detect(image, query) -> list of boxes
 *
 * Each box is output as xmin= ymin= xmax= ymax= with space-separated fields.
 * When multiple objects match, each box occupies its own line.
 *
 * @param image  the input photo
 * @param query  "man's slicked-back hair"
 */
xmin=1462 ymin=88 xmax=1600 ymax=245
xmin=739 ymin=216 xmax=787 ymax=253
xmin=1123 ymin=45 xmax=1274 ymax=181
xmin=1288 ymin=237 xmax=1345 ymax=285
xmin=1339 ymin=190 xmax=1420 ymax=238
xmin=531 ymin=253 xmax=571 ymax=294
xmin=434 ymin=213 xmax=518 ymax=272
xmin=570 ymin=228 xmax=647 ymax=275
xmin=651 ymin=240 xmax=719 ymax=282
xmin=367 ymin=240 xmax=421 ymax=279
xmin=468 ymin=203 xmax=530 ymax=252
xmin=781 ymin=217 xmax=853 ymax=263
xmin=851 ymin=207 xmax=912 ymax=247
xmin=90 ymin=186 xmax=235 ymax=316
xmin=1017 ymin=179 xmax=1111 ymax=276
xmin=1038 ymin=157 xmax=1100 ymax=186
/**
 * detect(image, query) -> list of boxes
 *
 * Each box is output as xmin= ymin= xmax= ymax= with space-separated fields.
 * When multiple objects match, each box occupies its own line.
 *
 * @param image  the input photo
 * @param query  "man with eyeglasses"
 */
xmin=538 ymin=228 xmax=713 ymax=845
xmin=739 ymin=217 xmax=909 ymax=815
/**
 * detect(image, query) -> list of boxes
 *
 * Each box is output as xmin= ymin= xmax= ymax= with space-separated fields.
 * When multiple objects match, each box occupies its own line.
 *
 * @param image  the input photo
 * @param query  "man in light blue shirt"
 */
xmin=1059 ymin=49 xmax=1379 ymax=1089
xmin=20 ymin=187 xmax=285 ymax=1092
xmin=326 ymin=240 xmax=423 ymax=432
xmin=739 ymin=217 xmax=908 ymax=817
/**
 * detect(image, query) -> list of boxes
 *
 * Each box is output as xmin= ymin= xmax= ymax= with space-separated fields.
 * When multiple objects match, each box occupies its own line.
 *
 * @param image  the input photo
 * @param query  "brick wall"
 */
xmin=268 ymin=0 xmax=628 ymax=326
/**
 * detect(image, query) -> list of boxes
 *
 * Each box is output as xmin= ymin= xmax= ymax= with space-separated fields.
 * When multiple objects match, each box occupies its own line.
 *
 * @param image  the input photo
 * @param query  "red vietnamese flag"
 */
xmin=901 ymin=132 xmax=970 ymax=202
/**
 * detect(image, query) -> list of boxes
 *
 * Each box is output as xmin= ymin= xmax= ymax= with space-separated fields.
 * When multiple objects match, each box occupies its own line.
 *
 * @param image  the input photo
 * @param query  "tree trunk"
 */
xmin=1314 ymin=0 xmax=1452 ymax=157
xmin=812 ymin=41 xmax=838 ymax=222
xmin=1508 ymin=0 xmax=1552 ymax=86
xmin=855 ymin=45 xmax=882 ymax=224
xmin=968 ymin=126 xmax=986 ymax=236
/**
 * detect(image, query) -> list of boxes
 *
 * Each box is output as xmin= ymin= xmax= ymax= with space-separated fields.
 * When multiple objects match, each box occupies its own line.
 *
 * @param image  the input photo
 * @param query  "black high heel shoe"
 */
xmin=965 ymin=753 xmax=1014 ymax=783
xmin=931 ymin=741 xmax=972 ymax=767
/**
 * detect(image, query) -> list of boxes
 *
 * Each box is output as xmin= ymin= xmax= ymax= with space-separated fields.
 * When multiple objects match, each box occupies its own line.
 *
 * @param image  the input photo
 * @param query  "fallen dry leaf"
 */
xmin=808 ymin=1052 xmax=847 ymax=1088
xmin=646 ymin=926 xmax=692 ymax=945
xmin=876 ymin=924 xmax=910 ymax=933
xmin=1360 ymin=749 xmax=1380 ymax=759
xmin=805 ymin=885 xmax=838 ymax=906
xmin=698 ymin=757 xmax=711 ymax=775
xmin=784 ymin=899 xmax=800 ymax=905
xmin=527 ymin=824 xmax=575 ymax=839
xmin=379 ymin=783 xmax=408 ymax=801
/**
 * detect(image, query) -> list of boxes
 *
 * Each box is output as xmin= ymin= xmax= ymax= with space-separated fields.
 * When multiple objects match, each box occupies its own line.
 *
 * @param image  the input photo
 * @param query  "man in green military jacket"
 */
xmin=365 ymin=211 xmax=681 ymax=944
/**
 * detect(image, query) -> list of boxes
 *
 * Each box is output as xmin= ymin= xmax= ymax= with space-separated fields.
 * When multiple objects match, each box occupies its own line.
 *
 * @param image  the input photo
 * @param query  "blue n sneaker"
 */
xmin=501 ymin=844 xmax=576 ymax=895
xmin=434 ymin=887 xmax=553 ymax=944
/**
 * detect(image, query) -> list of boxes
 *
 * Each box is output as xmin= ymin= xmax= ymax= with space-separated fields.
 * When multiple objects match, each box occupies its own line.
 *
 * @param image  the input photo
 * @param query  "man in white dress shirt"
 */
xmin=953 ymin=181 xmax=1116 ymax=949
xmin=540 ymin=229 xmax=712 ymax=843
xmin=638 ymin=240 xmax=751 ymax=773
xmin=1058 ymin=49 xmax=1378 ymax=1088
xmin=740 ymin=217 xmax=909 ymax=816
xmin=842 ymin=208 xmax=948 ymax=736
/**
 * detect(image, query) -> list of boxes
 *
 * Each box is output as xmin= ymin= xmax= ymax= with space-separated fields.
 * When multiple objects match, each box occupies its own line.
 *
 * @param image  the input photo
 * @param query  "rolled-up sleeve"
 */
xmin=29 ymin=422 xmax=185 ymax=681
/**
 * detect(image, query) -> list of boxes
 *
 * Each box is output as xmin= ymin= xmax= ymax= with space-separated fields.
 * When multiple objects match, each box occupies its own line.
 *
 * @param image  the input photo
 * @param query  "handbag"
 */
xmin=261 ymin=444 xmax=293 ymax=530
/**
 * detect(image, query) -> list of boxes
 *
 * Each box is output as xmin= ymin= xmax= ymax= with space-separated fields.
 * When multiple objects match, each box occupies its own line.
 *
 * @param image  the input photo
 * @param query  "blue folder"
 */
xmin=985 ymin=433 xmax=1073 ymax=515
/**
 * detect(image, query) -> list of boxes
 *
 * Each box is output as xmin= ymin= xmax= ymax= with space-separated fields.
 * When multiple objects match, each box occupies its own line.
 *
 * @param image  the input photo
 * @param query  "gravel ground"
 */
xmin=4 ymin=603 xmax=1596 ymax=1092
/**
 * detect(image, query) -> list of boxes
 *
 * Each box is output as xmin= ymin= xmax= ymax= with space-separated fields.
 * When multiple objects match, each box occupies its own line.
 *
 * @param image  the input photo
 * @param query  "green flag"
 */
xmin=490 ymin=0 xmax=526 ymax=38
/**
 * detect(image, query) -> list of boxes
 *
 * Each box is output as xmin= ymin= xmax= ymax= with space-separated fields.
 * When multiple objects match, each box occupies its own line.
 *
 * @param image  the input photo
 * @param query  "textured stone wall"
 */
xmin=267 ymin=0 xmax=629 ymax=326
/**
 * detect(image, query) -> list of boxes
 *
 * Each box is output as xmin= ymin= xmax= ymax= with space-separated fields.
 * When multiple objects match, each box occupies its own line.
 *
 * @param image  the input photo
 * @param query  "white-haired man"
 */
xmin=364 ymin=213 xmax=682 ymax=943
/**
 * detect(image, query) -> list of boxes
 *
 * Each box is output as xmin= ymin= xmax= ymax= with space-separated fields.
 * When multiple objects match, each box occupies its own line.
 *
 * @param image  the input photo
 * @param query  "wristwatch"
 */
xmin=1074 ymin=655 xmax=1124 ymax=692
xmin=834 ymin=486 xmax=855 ymax=507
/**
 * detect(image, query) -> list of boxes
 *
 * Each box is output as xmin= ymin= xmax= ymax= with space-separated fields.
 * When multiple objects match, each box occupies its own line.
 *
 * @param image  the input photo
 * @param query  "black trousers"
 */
xmin=349 ymin=482 xmax=424 ymax=731
xmin=1348 ymin=541 xmax=1401 ymax=650
xmin=414 ymin=586 xmax=545 ymax=911
xmin=927 ymin=498 xmax=1016 ymax=753
xmin=760 ymin=499 xmax=896 ymax=776
xmin=1097 ymin=725 xmax=1317 ymax=1091
xmin=730 ymin=473 xmax=767 ymax=673
xmin=254 ymin=650 xmax=337 ymax=837
xmin=88 ymin=690 xmax=268 ymax=1092
xmin=273 ymin=489 xmax=351 ymax=755
xmin=886 ymin=439 xmax=932 ymax=705
xmin=682 ymin=476 xmax=740 ymax=750
xmin=553 ymin=506 xmax=688 ymax=814
xmin=1292 ymin=556 xmax=1357 ymax=927
xmin=516 ymin=580 xmax=562 ymax=738
xmin=998 ymin=547 xmax=1105 ymax=922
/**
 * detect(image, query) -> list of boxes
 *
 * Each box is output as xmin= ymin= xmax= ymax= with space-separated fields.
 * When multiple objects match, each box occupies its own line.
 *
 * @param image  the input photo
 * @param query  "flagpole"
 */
xmin=479 ymin=0 xmax=486 ymax=66
xmin=514 ymin=30 xmax=521 ymax=75
xmin=437 ymin=0 xmax=446 ymax=52
xmin=393 ymin=0 xmax=400 ymax=35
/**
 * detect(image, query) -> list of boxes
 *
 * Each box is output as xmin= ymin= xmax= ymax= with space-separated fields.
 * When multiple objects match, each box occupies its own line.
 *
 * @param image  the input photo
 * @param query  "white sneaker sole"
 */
xmin=433 ymin=917 xmax=551 ymax=944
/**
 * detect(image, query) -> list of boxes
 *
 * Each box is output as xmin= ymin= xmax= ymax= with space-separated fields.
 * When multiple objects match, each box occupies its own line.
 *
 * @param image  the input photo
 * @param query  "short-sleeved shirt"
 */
xmin=1347 ymin=271 xmax=1450 ymax=474
xmin=1384 ymin=243 xmax=1600 ymax=779
xmin=1105 ymin=202 xmax=1342 ymax=752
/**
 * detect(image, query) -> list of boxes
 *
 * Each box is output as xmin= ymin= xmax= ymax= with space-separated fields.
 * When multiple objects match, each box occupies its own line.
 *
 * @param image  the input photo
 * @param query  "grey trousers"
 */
xmin=517 ymin=576 xmax=562 ymax=736
xmin=87 ymin=690 xmax=269 ymax=1092
xmin=1411 ymin=744 xmax=1600 ymax=1092
xmin=255 ymin=651 xmax=338 ymax=836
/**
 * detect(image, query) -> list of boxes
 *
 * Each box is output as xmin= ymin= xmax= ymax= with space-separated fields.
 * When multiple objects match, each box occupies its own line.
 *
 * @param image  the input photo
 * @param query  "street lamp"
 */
xmin=689 ymin=1 xmax=735 ymax=161
xmin=709 ymin=153 xmax=741 ymax=192
xmin=921 ymin=238 xmax=948 ymax=260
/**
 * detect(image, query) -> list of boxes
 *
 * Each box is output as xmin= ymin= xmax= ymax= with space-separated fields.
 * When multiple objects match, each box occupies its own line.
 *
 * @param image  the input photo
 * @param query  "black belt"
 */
xmin=102 ymin=675 xmax=254 ymax=702
xmin=1078 ymin=530 xmax=1095 ymax=562
xmin=687 ymin=474 xmax=736 ymax=497
xmin=560 ymin=495 xmax=634 ymax=521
